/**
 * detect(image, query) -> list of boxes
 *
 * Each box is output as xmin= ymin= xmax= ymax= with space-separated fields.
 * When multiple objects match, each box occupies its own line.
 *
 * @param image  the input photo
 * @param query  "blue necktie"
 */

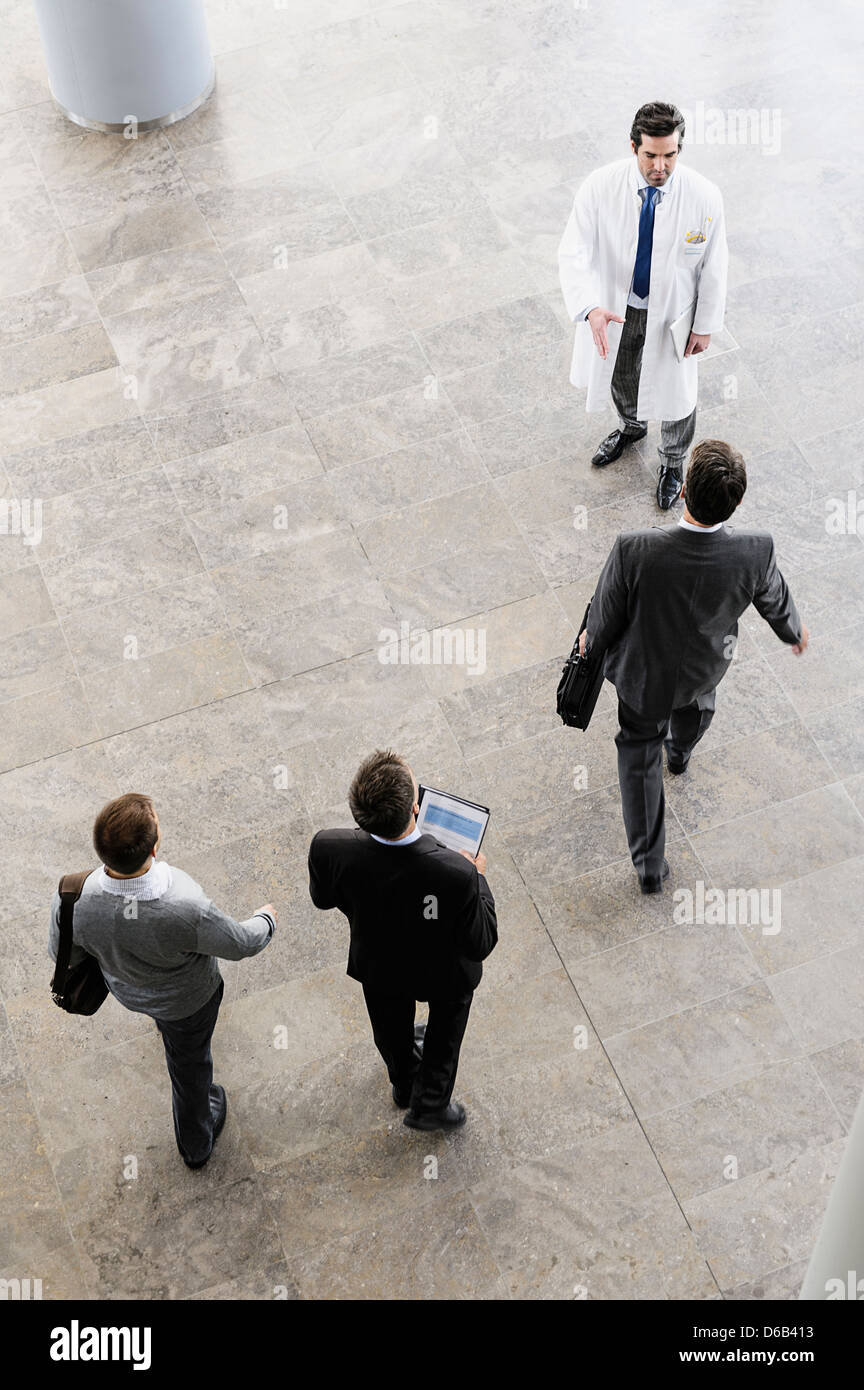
xmin=632 ymin=186 xmax=658 ymax=299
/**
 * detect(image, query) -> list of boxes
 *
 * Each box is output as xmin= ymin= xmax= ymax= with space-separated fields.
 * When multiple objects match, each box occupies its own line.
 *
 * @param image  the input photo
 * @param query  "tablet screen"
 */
xmin=416 ymin=785 xmax=490 ymax=857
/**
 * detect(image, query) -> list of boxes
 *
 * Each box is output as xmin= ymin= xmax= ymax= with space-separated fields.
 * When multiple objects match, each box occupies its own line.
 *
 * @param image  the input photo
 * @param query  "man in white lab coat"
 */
xmin=558 ymin=101 xmax=728 ymax=509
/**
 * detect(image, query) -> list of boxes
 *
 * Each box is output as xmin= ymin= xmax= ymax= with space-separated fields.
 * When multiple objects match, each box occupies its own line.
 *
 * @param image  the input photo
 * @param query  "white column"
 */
xmin=32 ymin=0 xmax=214 ymax=132
xmin=799 ymin=1083 xmax=864 ymax=1300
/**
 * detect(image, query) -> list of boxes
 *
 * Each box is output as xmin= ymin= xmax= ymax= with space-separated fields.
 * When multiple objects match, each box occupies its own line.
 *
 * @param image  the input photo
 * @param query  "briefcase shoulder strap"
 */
xmin=54 ymin=870 xmax=97 ymax=996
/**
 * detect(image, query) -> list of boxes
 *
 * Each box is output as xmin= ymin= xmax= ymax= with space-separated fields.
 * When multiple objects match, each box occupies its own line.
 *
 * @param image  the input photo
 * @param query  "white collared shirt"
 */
xmin=370 ymin=825 xmax=422 ymax=846
xmin=678 ymin=516 xmax=723 ymax=532
xmin=98 ymin=859 xmax=173 ymax=898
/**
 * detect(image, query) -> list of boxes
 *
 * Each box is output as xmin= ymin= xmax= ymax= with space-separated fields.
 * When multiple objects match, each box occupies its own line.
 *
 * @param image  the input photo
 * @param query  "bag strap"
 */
xmin=53 ymin=871 xmax=96 ymax=996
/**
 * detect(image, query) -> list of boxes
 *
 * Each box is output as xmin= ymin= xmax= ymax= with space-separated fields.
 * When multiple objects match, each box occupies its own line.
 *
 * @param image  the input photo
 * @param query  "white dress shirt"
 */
xmin=678 ymin=516 xmax=722 ymax=532
xmin=370 ymin=825 xmax=422 ymax=846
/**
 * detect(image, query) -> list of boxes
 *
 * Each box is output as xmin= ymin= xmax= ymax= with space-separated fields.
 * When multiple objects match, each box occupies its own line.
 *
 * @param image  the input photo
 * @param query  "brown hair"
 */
xmin=348 ymin=750 xmax=415 ymax=839
xmin=684 ymin=440 xmax=747 ymax=524
xmin=630 ymin=101 xmax=685 ymax=149
xmin=93 ymin=793 xmax=159 ymax=875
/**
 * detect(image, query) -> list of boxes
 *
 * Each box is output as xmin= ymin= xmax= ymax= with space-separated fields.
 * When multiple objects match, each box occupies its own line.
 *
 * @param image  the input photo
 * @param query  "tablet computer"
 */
xmin=416 ymin=784 xmax=490 ymax=858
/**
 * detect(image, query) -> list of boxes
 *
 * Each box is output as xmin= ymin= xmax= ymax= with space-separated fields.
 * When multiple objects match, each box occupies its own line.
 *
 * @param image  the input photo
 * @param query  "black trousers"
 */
xmin=615 ymin=693 xmax=716 ymax=878
xmin=361 ymin=983 xmax=473 ymax=1115
xmin=154 ymin=977 xmax=225 ymax=1165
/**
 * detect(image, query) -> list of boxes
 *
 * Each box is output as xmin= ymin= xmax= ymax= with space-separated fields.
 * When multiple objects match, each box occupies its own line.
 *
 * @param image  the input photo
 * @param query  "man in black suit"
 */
xmin=308 ymin=750 xmax=497 ymax=1131
xmin=581 ymin=439 xmax=808 ymax=893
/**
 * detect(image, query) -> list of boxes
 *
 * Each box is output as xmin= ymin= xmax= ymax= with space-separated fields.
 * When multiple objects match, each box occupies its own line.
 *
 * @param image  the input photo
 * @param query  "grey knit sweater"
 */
xmin=48 ymin=863 xmax=274 ymax=1021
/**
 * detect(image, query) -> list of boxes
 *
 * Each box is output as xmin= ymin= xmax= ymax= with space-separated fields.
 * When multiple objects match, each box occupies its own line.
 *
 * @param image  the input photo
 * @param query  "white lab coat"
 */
xmin=558 ymin=157 xmax=728 ymax=420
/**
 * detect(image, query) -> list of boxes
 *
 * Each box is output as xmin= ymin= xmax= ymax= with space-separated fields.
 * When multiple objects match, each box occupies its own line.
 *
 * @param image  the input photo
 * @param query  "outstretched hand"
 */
xmin=587 ymin=307 xmax=625 ymax=360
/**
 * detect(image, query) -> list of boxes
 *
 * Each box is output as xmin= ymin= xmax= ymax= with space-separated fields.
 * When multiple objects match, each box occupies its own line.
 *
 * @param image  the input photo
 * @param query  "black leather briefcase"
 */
xmin=556 ymin=600 xmax=606 ymax=730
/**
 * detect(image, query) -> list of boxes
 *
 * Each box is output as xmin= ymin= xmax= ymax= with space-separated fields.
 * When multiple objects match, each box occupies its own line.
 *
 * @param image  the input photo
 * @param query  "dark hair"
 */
xmin=630 ymin=101 xmax=685 ymax=149
xmin=349 ymin=750 xmax=415 ymax=839
xmin=93 ymin=793 xmax=159 ymax=875
xmin=684 ymin=440 xmax=747 ymax=524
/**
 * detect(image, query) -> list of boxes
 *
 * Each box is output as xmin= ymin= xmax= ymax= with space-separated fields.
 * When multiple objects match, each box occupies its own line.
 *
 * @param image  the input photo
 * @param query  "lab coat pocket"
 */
xmin=680 ymin=233 xmax=707 ymax=263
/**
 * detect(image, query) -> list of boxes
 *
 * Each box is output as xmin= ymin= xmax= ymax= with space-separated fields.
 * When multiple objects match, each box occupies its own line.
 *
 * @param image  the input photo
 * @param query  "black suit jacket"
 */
xmin=308 ymin=828 xmax=497 ymax=999
xmin=586 ymin=523 xmax=802 ymax=718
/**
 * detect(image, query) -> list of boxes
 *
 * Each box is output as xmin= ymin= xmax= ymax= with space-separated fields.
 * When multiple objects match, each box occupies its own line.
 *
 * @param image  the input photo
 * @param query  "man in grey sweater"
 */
xmin=48 ymin=793 xmax=276 ymax=1168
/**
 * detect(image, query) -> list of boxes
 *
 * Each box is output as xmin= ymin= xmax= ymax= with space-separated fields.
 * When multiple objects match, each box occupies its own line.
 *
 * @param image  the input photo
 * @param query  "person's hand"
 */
xmin=684 ymin=331 xmax=711 ymax=357
xmin=460 ymin=850 xmax=487 ymax=876
xmin=792 ymin=624 xmax=809 ymax=655
xmin=587 ymin=307 xmax=625 ymax=360
xmin=578 ymin=629 xmax=588 ymax=658
xmin=257 ymin=902 xmax=278 ymax=924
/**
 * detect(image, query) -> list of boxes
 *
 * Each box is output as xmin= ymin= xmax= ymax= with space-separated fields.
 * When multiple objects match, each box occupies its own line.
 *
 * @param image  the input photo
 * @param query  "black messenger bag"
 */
xmin=51 ymin=870 xmax=108 ymax=1016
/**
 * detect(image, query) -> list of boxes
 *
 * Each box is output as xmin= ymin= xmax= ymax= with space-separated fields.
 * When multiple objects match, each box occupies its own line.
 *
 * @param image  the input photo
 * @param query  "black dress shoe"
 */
xmin=638 ymin=860 xmax=670 ymax=895
xmin=656 ymin=466 xmax=683 ymax=510
xmin=591 ymin=427 xmax=647 ymax=467
xmin=403 ymin=1101 xmax=467 ymax=1131
xmin=184 ymin=1085 xmax=227 ymax=1169
xmin=666 ymin=752 xmax=690 ymax=774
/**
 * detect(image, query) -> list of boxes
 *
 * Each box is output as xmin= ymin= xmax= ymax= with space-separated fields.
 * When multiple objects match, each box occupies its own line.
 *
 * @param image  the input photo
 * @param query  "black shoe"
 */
xmin=591 ymin=427 xmax=647 ymax=467
xmin=392 ymin=1026 xmax=427 ymax=1107
xmin=666 ymin=752 xmax=690 ymax=774
xmin=404 ymin=1101 xmax=467 ymax=1131
xmin=638 ymin=860 xmax=670 ymax=895
xmin=184 ymin=1085 xmax=227 ymax=1169
xmin=656 ymin=466 xmax=683 ymax=510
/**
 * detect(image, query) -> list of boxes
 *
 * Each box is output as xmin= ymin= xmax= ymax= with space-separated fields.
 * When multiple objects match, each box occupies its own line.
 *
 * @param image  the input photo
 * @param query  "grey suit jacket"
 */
xmin=585 ymin=523 xmax=802 ymax=718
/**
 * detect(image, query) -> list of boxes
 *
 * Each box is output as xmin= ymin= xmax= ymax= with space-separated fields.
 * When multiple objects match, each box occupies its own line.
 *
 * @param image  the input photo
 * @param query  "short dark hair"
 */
xmin=93 ymin=793 xmax=159 ymax=875
xmin=348 ymin=750 xmax=415 ymax=839
xmin=630 ymin=101 xmax=685 ymax=149
xmin=684 ymin=440 xmax=747 ymax=524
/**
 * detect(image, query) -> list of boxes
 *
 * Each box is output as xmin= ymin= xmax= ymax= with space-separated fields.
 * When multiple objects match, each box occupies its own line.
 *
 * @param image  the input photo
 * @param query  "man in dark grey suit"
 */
xmin=581 ymin=439 xmax=808 ymax=893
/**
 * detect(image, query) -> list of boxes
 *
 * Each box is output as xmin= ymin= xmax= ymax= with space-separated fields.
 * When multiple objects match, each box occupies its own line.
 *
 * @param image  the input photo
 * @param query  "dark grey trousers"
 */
xmin=154 ymin=977 xmax=225 ymax=1165
xmin=615 ymin=693 xmax=716 ymax=878
xmin=611 ymin=305 xmax=696 ymax=467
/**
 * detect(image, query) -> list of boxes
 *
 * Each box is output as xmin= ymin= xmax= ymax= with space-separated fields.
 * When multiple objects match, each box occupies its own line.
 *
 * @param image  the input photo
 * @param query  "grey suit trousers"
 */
xmin=615 ymin=693 xmax=715 ymax=878
xmin=611 ymin=306 xmax=696 ymax=468
xmin=154 ymin=978 xmax=225 ymax=1165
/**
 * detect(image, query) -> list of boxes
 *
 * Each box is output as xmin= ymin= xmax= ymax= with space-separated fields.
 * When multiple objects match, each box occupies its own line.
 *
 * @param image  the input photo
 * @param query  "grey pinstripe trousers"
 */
xmin=611 ymin=306 xmax=696 ymax=468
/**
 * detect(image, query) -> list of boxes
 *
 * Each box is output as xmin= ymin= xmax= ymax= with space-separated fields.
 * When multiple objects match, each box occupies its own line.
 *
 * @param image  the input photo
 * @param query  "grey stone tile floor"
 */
xmin=1 ymin=0 xmax=863 ymax=1300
